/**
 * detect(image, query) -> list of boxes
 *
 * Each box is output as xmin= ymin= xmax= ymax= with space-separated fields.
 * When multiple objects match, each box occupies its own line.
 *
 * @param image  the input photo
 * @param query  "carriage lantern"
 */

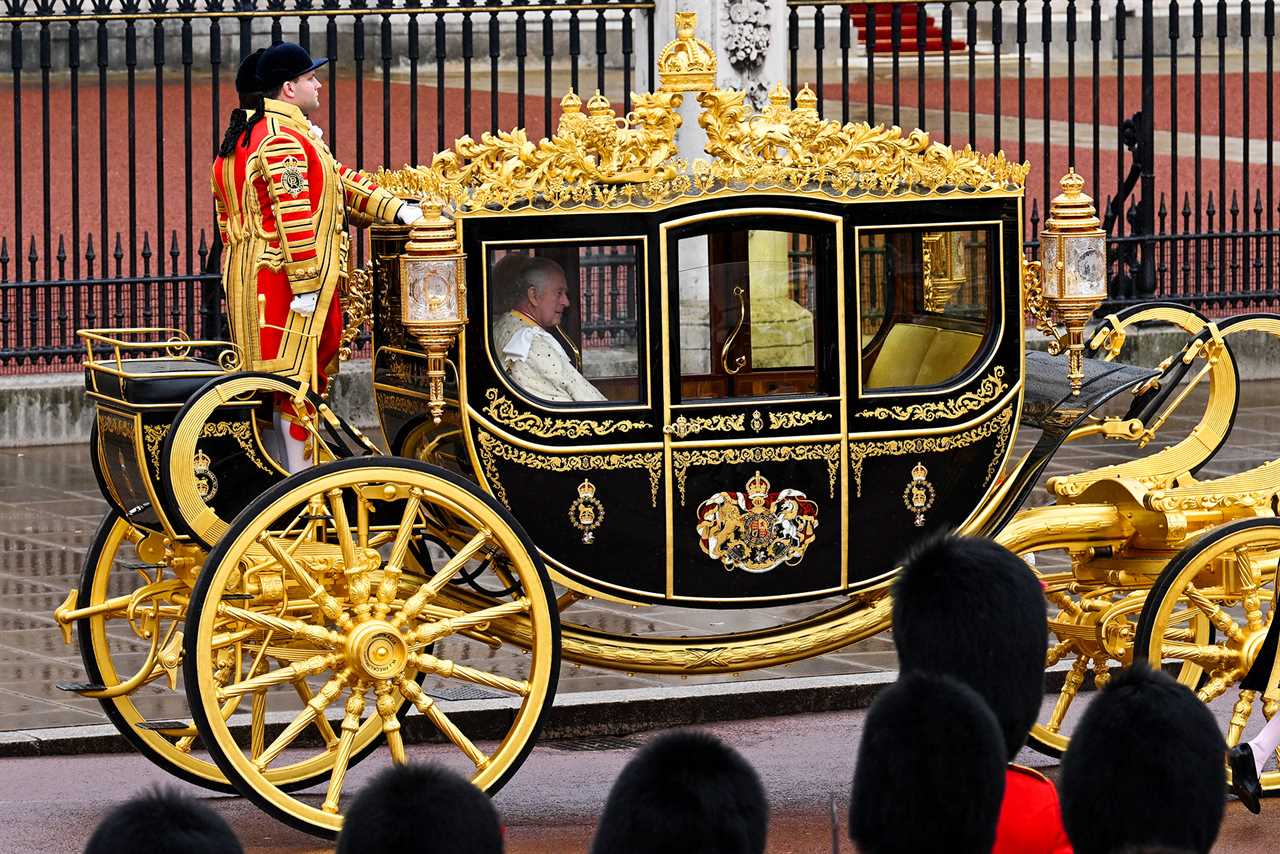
xmin=400 ymin=206 xmax=467 ymax=423
xmin=1035 ymin=168 xmax=1108 ymax=396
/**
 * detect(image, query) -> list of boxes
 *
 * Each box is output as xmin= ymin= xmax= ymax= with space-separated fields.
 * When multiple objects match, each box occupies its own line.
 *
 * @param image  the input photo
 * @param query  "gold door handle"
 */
xmin=721 ymin=285 xmax=747 ymax=376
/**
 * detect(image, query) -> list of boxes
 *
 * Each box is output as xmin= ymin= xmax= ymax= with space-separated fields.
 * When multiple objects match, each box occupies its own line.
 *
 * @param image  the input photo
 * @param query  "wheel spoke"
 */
xmin=408 ymin=598 xmax=530 ymax=648
xmin=259 ymin=535 xmax=350 ymax=629
xmin=410 ymin=651 xmax=531 ymax=697
xmin=1184 ymin=584 xmax=1247 ymax=645
xmin=398 ymin=677 xmax=490 ymax=770
xmin=375 ymin=494 xmax=423 ymax=618
xmin=1159 ymin=642 xmax=1242 ymax=671
xmin=250 ymin=690 xmax=267 ymax=760
xmin=374 ymin=683 xmax=407 ymax=765
xmin=394 ymin=530 xmax=493 ymax=627
xmin=322 ymin=684 xmax=369 ymax=814
xmin=1197 ymin=668 xmax=1243 ymax=704
xmin=327 ymin=488 xmax=360 ymax=580
xmin=219 ymin=652 xmax=342 ymax=700
xmin=292 ymin=679 xmax=340 ymax=749
xmin=1046 ymin=655 xmax=1089 ymax=735
xmin=1228 ymin=689 xmax=1259 ymax=745
xmin=256 ymin=671 xmax=350 ymax=768
xmin=218 ymin=604 xmax=340 ymax=648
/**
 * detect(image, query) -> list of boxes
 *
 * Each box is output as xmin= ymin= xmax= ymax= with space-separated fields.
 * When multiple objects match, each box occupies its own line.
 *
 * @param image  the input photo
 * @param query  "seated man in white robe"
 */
xmin=491 ymin=255 xmax=606 ymax=403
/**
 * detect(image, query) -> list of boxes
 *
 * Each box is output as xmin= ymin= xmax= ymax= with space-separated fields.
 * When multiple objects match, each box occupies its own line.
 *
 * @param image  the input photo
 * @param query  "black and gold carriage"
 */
xmin=52 ymin=12 xmax=1280 ymax=836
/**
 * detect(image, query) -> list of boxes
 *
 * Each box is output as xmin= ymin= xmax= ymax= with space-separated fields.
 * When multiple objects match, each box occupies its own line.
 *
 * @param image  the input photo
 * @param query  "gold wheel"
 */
xmin=1026 ymin=562 xmax=1152 ymax=757
xmin=1135 ymin=518 xmax=1280 ymax=796
xmin=184 ymin=457 xmax=559 ymax=838
xmin=74 ymin=512 xmax=402 ymax=794
xmin=74 ymin=512 xmax=233 ymax=791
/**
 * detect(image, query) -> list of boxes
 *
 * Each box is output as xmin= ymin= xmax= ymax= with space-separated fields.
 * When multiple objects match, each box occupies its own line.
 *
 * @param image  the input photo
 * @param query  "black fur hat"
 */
xmin=892 ymin=533 xmax=1048 ymax=759
xmin=336 ymin=763 xmax=503 ymax=854
xmin=83 ymin=788 xmax=242 ymax=854
xmin=849 ymin=672 xmax=1006 ymax=854
xmin=1059 ymin=663 xmax=1226 ymax=854
xmin=589 ymin=729 xmax=768 ymax=854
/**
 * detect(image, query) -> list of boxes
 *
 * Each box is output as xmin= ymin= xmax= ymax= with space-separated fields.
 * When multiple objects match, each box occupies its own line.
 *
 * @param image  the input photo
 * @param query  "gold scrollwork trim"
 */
xmin=666 ymin=413 xmax=746 ymax=438
xmin=672 ymin=443 xmax=840 ymax=506
xmin=476 ymin=431 xmax=662 ymax=508
xmin=483 ymin=389 xmax=650 ymax=439
xmin=144 ymin=421 xmax=274 ymax=478
xmin=768 ymin=410 xmax=834 ymax=430
xmin=849 ymin=407 xmax=1013 ymax=497
xmin=99 ymin=413 xmax=134 ymax=441
xmin=379 ymin=391 xmax=428 ymax=418
xmin=855 ymin=367 xmax=1008 ymax=423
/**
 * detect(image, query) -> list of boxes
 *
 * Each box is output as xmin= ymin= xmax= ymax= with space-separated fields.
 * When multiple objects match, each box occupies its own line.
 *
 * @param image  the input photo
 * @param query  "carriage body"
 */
xmin=372 ymin=191 xmax=1029 ymax=607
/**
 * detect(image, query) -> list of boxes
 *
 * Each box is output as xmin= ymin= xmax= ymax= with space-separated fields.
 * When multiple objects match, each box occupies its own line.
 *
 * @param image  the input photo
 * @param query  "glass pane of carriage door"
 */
xmin=677 ymin=229 xmax=819 ymax=399
xmin=860 ymin=227 xmax=994 ymax=390
xmin=487 ymin=242 xmax=642 ymax=405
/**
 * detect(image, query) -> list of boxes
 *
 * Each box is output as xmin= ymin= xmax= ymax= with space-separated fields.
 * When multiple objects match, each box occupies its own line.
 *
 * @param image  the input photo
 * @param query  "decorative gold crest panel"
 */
xmin=695 ymin=470 xmax=819 ymax=574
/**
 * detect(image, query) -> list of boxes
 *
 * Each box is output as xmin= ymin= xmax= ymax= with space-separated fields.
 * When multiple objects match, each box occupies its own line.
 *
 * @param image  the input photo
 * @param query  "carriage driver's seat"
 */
xmin=86 ymin=357 xmax=225 ymax=406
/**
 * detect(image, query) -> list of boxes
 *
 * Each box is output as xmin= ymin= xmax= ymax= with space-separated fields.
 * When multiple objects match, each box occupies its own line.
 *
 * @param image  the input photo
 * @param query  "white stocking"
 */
xmin=274 ymin=411 xmax=312 ymax=474
xmin=1247 ymin=704 xmax=1280 ymax=776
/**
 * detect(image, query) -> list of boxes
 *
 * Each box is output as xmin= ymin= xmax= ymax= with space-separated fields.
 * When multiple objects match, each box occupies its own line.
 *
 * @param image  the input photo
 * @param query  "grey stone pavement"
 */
xmin=0 ymin=373 xmax=1278 ymax=735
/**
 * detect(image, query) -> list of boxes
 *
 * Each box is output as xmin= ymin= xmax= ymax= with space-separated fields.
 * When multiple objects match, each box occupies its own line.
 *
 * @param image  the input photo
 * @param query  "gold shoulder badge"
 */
xmin=280 ymin=156 xmax=307 ymax=197
xmin=695 ymin=471 xmax=819 ymax=573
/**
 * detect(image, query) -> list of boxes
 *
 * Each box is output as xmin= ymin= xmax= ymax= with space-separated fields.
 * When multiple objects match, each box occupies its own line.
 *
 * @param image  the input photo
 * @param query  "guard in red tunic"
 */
xmin=892 ymin=535 xmax=1073 ymax=854
xmin=211 ymin=42 xmax=421 ymax=470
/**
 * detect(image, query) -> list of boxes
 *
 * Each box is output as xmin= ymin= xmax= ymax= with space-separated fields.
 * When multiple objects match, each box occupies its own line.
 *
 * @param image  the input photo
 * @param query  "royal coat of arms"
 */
xmin=695 ymin=471 xmax=819 ymax=573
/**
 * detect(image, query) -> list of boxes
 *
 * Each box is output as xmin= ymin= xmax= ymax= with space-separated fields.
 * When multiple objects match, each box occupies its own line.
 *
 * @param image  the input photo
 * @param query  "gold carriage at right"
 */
xmin=51 ymin=11 xmax=1280 ymax=837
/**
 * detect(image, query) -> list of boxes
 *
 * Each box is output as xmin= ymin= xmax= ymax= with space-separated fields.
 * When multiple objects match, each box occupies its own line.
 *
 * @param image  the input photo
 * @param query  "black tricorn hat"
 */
xmin=849 ymin=672 xmax=1007 ymax=854
xmin=256 ymin=42 xmax=328 ymax=92
xmin=892 ymin=533 xmax=1048 ymax=760
xmin=589 ymin=729 xmax=768 ymax=854
xmin=336 ymin=763 xmax=502 ymax=854
xmin=234 ymin=47 xmax=266 ymax=95
xmin=1059 ymin=664 xmax=1226 ymax=854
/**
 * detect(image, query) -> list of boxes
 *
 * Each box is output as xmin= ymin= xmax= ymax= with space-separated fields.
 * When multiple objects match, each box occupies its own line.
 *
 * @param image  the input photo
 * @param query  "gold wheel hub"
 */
xmin=346 ymin=621 xmax=409 ymax=681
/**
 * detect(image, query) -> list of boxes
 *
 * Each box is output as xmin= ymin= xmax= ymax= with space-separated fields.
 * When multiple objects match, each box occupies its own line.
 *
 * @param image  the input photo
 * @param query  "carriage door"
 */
xmin=661 ymin=210 xmax=846 ymax=604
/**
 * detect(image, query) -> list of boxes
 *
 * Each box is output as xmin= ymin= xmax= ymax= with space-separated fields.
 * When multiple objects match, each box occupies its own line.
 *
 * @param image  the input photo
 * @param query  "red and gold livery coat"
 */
xmin=211 ymin=98 xmax=405 ymax=389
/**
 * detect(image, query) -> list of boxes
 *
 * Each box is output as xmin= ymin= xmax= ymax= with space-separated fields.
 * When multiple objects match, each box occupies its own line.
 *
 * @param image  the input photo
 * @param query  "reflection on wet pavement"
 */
xmin=2 ymin=375 xmax=1279 ymax=733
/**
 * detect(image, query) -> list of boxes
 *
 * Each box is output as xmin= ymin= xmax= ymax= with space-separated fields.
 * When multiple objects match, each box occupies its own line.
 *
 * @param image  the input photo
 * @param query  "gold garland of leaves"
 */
xmin=768 ymin=410 xmax=834 ymax=430
xmin=481 ymin=389 xmax=650 ymax=439
xmin=848 ymin=407 xmax=1013 ymax=497
xmin=672 ymin=442 xmax=841 ymax=506
xmin=476 ymin=431 xmax=662 ymax=508
xmin=854 ymin=368 xmax=1008 ymax=423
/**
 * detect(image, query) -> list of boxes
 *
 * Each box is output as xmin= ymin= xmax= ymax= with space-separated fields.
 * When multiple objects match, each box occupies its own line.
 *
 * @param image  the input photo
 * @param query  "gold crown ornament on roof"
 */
xmin=370 ymin=12 xmax=1029 ymax=213
xmin=658 ymin=10 xmax=718 ymax=93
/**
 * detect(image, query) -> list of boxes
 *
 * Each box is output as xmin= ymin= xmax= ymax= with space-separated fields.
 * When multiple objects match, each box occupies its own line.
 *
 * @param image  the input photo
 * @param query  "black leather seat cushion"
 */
xmin=87 ymin=358 xmax=223 ymax=405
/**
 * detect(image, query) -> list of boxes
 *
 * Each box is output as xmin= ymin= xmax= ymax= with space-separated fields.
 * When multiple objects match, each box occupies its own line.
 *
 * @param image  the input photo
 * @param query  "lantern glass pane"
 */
xmin=1065 ymin=235 xmax=1107 ymax=298
xmin=1039 ymin=236 xmax=1061 ymax=299
xmin=405 ymin=258 xmax=459 ymax=323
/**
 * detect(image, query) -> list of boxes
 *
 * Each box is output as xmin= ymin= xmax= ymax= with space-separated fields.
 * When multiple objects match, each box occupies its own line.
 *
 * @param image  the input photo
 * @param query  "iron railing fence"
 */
xmin=0 ymin=0 xmax=654 ymax=370
xmin=786 ymin=0 xmax=1280 ymax=313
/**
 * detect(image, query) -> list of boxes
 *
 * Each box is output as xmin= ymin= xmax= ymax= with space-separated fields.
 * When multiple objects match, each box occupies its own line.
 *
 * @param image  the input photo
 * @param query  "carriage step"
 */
xmin=135 ymin=719 xmax=192 ymax=732
xmin=55 ymin=682 xmax=107 ymax=694
xmin=221 ymin=593 xmax=253 ymax=601
xmin=122 ymin=562 xmax=166 ymax=571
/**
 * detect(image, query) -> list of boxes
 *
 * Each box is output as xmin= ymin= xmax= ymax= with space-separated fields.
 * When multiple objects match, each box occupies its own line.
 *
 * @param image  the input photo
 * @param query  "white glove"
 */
xmin=309 ymin=123 xmax=324 ymax=141
xmin=290 ymin=292 xmax=319 ymax=316
xmin=397 ymin=204 xmax=424 ymax=225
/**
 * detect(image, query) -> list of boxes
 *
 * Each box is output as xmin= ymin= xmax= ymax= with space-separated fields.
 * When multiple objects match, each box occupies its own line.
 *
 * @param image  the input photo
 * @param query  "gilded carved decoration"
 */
xmin=476 ymin=431 xmax=662 ymax=508
xmin=672 ymin=443 xmax=840 ymax=506
xmin=98 ymin=413 xmax=135 ymax=441
xmin=903 ymin=462 xmax=936 ymax=527
xmin=378 ymin=391 xmax=429 ymax=420
xmin=665 ymin=412 xmax=747 ymax=438
xmin=768 ymin=410 xmax=833 ymax=430
xmin=695 ymin=470 xmax=820 ymax=573
xmin=855 ymin=368 xmax=1008 ymax=422
xmin=482 ymin=389 xmax=650 ymax=438
xmin=337 ymin=266 xmax=373 ymax=362
xmin=568 ymin=478 xmax=605 ymax=544
xmin=849 ymin=407 xmax=1014 ymax=497
xmin=370 ymin=9 xmax=1027 ymax=217
xmin=143 ymin=421 xmax=275 ymax=479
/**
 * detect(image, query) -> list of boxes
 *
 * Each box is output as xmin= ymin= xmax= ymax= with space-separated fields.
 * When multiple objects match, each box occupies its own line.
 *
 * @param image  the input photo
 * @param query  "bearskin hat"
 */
xmin=336 ymin=763 xmax=503 ymax=854
xmin=892 ymin=533 xmax=1048 ymax=759
xmin=83 ymin=788 xmax=242 ymax=854
xmin=1059 ymin=664 xmax=1226 ymax=854
xmin=589 ymin=729 xmax=768 ymax=854
xmin=849 ymin=672 xmax=1007 ymax=854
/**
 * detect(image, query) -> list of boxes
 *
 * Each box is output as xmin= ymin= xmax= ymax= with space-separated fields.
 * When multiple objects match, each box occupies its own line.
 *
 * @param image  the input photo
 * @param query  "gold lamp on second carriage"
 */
xmin=1027 ymin=168 xmax=1108 ymax=396
xmin=400 ymin=207 xmax=467 ymax=423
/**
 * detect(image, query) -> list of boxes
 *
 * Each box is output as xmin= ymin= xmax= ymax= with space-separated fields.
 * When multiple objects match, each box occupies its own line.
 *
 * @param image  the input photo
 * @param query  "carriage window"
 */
xmin=487 ymin=242 xmax=642 ymax=405
xmin=859 ymin=226 xmax=995 ymax=390
xmin=677 ymin=227 xmax=821 ymax=400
